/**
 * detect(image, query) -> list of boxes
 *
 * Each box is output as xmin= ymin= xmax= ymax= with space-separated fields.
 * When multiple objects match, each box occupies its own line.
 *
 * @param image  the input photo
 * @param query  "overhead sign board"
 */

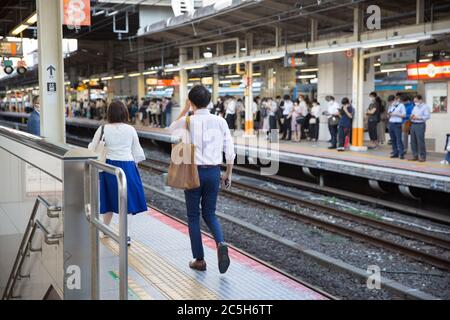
xmin=284 ymin=53 xmax=307 ymax=68
xmin=380 ymin=49 xmax=417 ymax=71
xmin=63 ymin=0 xmax=91 ymax=27
xmin=407 ymin=61 xmax=450 ymax=80
xmin=0 ymin=41 xmax=23 ymax=57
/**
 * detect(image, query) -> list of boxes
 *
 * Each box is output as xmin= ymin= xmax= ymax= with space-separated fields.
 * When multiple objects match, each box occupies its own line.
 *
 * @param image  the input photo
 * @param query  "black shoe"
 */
xmin=400 ymin=155 xmax=405 ymax=159
xmin=328 ymin=146 xmax=337 ymax=149
xmin=390 ymin=154 xmax=399 ymax=158
xmin=217 ymin=243 xmax=230 ymax=274
xmin=127 ymin=236 xmax=131 ymax=246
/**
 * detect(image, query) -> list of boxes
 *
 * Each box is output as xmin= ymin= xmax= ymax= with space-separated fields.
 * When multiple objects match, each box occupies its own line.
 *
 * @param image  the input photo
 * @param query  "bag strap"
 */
xmin=100 ymin=125 xmax=105 ymax=142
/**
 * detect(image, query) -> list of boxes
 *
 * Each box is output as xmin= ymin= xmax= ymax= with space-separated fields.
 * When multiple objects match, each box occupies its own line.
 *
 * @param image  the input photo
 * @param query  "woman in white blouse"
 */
xmin=89 ymin=101 xmax=147 ymax=244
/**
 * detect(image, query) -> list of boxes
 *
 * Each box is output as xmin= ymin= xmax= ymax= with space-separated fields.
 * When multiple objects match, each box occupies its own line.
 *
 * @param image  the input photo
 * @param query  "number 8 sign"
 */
xmin=63 ymin=0 xmax=91 ymax=28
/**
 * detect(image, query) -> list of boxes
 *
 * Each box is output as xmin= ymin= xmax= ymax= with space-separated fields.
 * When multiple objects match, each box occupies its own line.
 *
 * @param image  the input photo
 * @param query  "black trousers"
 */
xmin=226 ymin=114 xmax=236 ymax=130
xmin=309 ymin=123 xmax=319 ymax=140
xmin=368 ymin=119 xmax=378 ymax=141
xmin=281 ymin=116 xmax=292 ymax=140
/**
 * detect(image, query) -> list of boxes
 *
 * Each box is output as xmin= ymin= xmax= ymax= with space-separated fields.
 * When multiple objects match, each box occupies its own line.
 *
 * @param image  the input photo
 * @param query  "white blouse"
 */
xmin=89 ymin=123 xmax=146 ymax=163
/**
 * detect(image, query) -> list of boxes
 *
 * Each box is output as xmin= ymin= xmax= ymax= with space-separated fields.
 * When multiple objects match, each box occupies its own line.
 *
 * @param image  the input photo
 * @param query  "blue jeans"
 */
xmin=389 ymin=122 xmax=404 ymax=156
xmin=445 ymin=152 xmax=450 ymax=162
xmin=329 ymin=124 xmax=338 ymax=147
xmin=184 ymin=166 xmax=224 ymax=259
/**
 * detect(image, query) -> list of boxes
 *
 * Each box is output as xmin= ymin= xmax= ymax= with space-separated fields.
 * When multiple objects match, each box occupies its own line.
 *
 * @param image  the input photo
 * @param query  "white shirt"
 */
xmin=169 ymin=108 xmax=236 ymax=165
xmin=282 ymin=100 xmax=293 ymax=115
xmin=299 ymin=101 xmax=308 ymax=116
xmin=268 ymin=101 xmax=277 ymax=116
xmin=327 ymin=100 xmax=340 ymax=118
xmin=311 ymin=105 xmax=321 ymax=118
xmin=225 ymin=99 xmax=236 ymax=115
xmin=388 ymin=103 xmax=406 ymax=123
xmin=89 ymin=123 xmax=146 ymax=162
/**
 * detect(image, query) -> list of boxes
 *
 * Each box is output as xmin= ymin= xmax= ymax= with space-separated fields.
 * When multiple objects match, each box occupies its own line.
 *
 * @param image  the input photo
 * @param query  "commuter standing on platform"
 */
xmin=366 ymin=92 xmax=380 ymax=149
xmin=387 ymin=95 xmax=406 ymax=159
xmin=309 ymin=99 xmax=321 ymax=142
xmin=337 ymin=98 xmax=353 ymax=152
xmin=281 ymin=95 xmax=293 ymax=140
xmin=162 ymin=97 xmax=172 ymax=128
xmin=27 ymin=96 xmax=40 ymax=136
xmin=169 ymin=85 xmax=235 ymax=274
xmin=402 ymin=94 xmax=414 ymax=155
xmin=409 ymin=95 xmax=430 ymax=162
xmin=88 ymin=101 xmax=147 ymax=246
xmin=225 ymin=96 xmax=236 ymax=130
xmin=325 ymin=96 xmax=340 ymax=149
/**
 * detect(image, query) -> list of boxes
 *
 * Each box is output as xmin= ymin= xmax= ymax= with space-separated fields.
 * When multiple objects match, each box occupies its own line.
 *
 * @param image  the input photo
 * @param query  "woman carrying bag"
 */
xmin=88 ymin=100 xmax=147 ymax=246
xmin=169 ymin=85 xmax=236 ymax=274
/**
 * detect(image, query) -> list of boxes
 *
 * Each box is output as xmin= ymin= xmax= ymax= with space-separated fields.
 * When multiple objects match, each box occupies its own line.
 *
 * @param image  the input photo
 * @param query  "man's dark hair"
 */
xmin=369 ymin=91 xmax=377 ymax=97
xmin=283 ymin=94 xmax=290 ymax=100
xmin=189 ymin=85 xmax=211 ymax=108
xmin=415 ymin=94 xmax=423 ymax=100
xmin=107 ymin=100 xmax=129 ymax=123
xmin=387 ymin=95 xmax=395 ymax=102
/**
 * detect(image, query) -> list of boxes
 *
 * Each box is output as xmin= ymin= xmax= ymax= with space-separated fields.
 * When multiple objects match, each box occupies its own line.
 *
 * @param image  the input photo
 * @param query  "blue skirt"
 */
xmin=100 ymin=159 xmax=147 ymax=215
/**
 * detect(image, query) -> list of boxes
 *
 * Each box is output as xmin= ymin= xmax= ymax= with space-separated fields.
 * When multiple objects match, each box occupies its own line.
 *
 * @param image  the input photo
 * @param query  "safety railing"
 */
xmin=2 ymin=196 xmax=62 ymax=300
xmin=84 ymin=159 xmax=128 ymax=300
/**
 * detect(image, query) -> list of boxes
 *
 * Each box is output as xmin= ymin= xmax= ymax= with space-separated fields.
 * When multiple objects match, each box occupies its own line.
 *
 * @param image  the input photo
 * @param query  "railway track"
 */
xmin=139 ymin=159 xmax=450 ymax=271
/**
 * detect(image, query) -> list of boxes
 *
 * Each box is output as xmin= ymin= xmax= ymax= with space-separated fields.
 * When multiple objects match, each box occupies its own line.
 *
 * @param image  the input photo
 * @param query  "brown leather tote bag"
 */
xmin=167 ymin=116 xmax=200 ymax=190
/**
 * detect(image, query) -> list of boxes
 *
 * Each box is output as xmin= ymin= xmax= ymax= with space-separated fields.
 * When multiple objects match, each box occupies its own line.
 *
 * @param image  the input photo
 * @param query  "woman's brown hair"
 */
xmin=107 ymin=100 xmax=129 ymax=123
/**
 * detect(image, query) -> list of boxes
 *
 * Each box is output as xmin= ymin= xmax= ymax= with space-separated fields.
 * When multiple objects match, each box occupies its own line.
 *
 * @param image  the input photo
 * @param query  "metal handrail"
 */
xmin=84 ymin=159 xmax=128 ymax=300
xmin=2 ymin=196 xmax=62 ymax=300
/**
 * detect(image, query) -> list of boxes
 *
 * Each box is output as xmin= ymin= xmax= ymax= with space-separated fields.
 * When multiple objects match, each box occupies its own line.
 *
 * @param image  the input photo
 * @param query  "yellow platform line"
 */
xmin=101 ymin=238 xmax=218 ymax=300
xmin=109 ymin=270 xmax=153 ymax=300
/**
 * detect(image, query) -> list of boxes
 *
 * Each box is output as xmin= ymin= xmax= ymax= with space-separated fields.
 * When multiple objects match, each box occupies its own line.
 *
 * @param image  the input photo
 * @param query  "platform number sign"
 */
xmin=46 ymin=65 xmax=56 ymax=94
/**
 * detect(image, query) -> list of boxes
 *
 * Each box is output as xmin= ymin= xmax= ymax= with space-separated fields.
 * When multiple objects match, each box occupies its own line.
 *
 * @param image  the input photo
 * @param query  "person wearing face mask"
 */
xmin=324 ymin=95 xmax=340 ymax=149
xmin=409 ymin=95 xmax=430 ymax=162
xmin=309 ymin=99 xmax=321 ymax=142
xmin=366 ymin=92 xmax=380 ymax=149
xmin=27 ymin=96 xmax=40 ymax=136
xmin=387 ymin=95 xmax=406 ymax=159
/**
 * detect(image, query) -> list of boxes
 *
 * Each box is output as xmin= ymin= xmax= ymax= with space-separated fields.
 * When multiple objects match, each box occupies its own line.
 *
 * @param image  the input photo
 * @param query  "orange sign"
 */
xmin=63 ymin=0 xmax=91 ymax=27
xmin=407 ymin=61 xmax=450 ymax=80
xmin=0 ymin=41 xmax=22 ymax=57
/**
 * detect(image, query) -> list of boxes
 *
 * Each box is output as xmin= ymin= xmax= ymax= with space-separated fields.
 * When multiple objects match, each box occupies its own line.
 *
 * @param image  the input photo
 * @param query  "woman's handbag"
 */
xmin=296 ymin=115 xmax=305 ymax=125
xmin=90 ymin=125 xmax=107 ymax=163
xmin=167 ymin=116 xmax=200 ymax=190
xmin=328 ymin=115 xmax=340 ymax=126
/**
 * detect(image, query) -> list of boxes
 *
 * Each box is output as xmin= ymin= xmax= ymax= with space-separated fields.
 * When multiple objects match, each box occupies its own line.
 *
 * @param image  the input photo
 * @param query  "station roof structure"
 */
xmin=0 ymin=0 xmax=450 ymax=88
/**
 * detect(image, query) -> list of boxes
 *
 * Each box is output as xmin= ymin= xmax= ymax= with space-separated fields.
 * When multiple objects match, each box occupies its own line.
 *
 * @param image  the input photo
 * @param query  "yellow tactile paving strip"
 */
xmin=109 ymin=270 xmax=153 ymax=300
xmin=101 ymin=238 xmax=218 ymax=300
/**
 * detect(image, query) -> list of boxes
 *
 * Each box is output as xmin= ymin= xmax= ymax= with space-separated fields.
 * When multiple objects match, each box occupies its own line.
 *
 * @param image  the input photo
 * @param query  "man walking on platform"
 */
xmin=409 ymin=95 xmax=430 ymax=162
xmin=169 ymin=85 xmax=235 ymax=274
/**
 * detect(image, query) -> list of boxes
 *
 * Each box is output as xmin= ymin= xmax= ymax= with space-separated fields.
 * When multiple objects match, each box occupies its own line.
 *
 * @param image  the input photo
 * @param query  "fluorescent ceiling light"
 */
xmin=11 ymin=24 xmax=28 ymax=36
xmin=142 ymin=70 xmax=157 ymax=75
xmin=113 ymin=75 xmax=124 ymax=79
xmin=26 ymin=13 xmax=37 ymax=25
xmin=189 ymin=78 xmax=201 ymax=81
xmin=380 ymin=67 xmax=407 ymax=73
xmin=106 ymin=10 xmax=118 ymax=16
xmin=101 ymin=76 xmax=112 ymax=80
xmin=90 ymin=78 xmax=99 ymax=82
xmin=128 ymin=72 xmax=141 ymax=77
xmin=203 ymin=52 xmax=213 ymax=59
xmin=361 ymin=39 xmax=419 ymax=49
xmin=298 ymin=74 xmax=317 ymax=79
xmin=373 ymin=63 xmax=381 ymax=67
xmin=419 ymin=58 xmax=432 ymax=63
xmin=301 ymin=68 xmax=318 ymax=72
xmin=253 ymin=73 xmax=261 ymax=76
xmin=225 ymin=75 xmax=241 ymax=78
xmin=93 ymin=10 xmax=105 ymax=16
xmin=305 ymin=46 xmax=355 ymax=55
xmin=165 ymin=67 xmax=181 ymax=72
xmin=185 ymin=65 xmax=206 ymax=70
xmin=220 ymin=80 xmax=232 ymax=84
xmin=82 ymin=79 xmax=90 ymax=83
xmin=64 ymin=81 xmax=70 ymax=85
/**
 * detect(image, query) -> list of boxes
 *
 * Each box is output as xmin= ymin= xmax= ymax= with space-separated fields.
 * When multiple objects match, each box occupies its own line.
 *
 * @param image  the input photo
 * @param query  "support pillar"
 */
xmin=244 ymin=61 xmax=254 ymax=136
xmin=212 ymin=64 xmax=219 ymax=104
xmin=137 ymin=38 xmax=146 ymax=103
xmin=311 ymin=19 xmax=318 ymax=42
xmin=351 ymin=48 xmax=365 ymax=150
xmin=37 ymin=0 xmax=65 ymax=143
xmin=416 ymin=0 xmax=425 ymax=24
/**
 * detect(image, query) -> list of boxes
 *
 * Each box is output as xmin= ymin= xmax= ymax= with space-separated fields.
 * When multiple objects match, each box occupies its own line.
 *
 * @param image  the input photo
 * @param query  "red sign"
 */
xmin=63 ymin=0 xmax=91 ymax=27
xmin=407 ymin=61 xmax=450 ymax=80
